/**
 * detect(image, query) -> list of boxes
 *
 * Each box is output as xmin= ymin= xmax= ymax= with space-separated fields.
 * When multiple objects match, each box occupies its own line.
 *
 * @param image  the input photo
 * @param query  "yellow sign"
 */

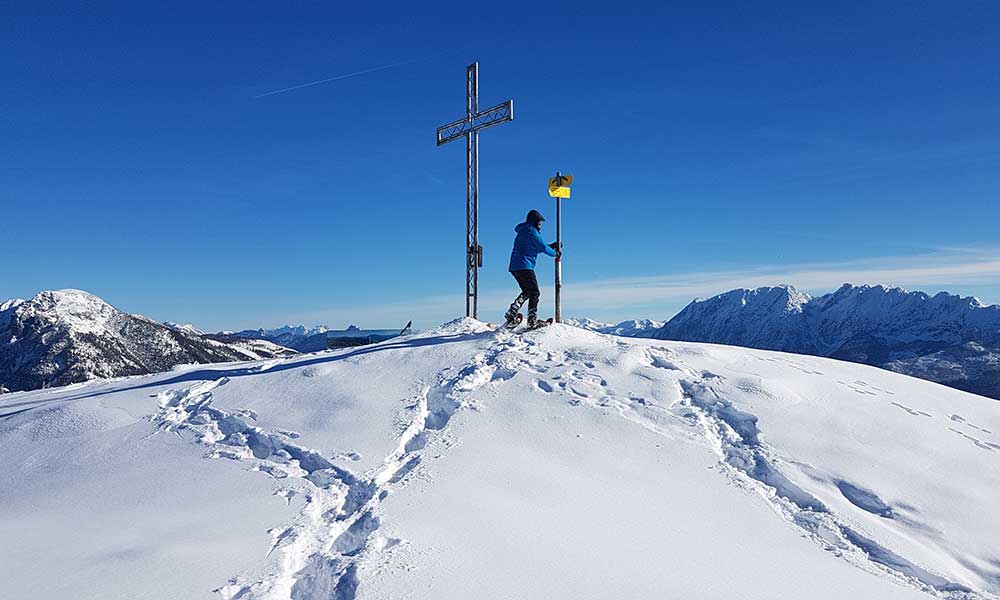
xmin=548 ymin=186 xmax=571 ymax=198
xmin=548 ymin=174 xmax=573 ymax=188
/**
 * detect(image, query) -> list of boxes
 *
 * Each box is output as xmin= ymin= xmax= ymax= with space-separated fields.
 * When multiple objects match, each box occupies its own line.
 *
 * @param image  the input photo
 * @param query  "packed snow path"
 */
xmin=1 ymin=320 xmax=998 ymax=599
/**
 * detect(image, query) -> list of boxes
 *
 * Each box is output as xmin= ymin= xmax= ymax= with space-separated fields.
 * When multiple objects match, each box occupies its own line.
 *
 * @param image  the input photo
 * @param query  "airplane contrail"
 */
xmin=254 ymin=57 xmax=421 ymax=98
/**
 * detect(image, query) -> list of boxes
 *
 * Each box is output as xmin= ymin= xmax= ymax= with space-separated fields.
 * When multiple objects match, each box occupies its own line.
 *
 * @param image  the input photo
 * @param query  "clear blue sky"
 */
xmin=3 ymin=2 xmax=999 ymax=330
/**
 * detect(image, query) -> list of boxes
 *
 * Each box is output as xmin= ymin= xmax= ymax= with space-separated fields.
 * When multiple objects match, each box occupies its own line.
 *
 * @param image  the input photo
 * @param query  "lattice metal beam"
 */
xmin=436 ymin=100 xmax=514 ymax=146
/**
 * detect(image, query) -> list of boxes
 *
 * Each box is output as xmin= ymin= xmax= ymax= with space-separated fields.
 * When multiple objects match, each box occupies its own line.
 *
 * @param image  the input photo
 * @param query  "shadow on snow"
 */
xmin=0 ymin=331 xmax=488 ymax=418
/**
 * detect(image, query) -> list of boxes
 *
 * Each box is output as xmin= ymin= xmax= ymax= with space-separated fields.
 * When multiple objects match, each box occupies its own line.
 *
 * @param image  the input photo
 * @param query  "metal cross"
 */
xmin=436 ymin=62 xmax=514 ymax=319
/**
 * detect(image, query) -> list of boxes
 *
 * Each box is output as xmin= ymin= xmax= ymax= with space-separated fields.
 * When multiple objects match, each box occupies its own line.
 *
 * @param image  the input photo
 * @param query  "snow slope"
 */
xmin=1 ymin=320 xmax=998 ymax=599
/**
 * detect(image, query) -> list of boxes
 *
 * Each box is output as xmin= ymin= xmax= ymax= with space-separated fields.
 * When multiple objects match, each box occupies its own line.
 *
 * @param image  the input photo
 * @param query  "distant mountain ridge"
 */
xmin=565 ymin=317 xmax=664 ymax=338
xmin=228 ymin=325 xmax=332 ymax=353
xmin=0 ymin=290 xmax=295 ymax=394
xmin=229 ymin=324 xmax=414 ymax=352
xmin=653 ymin=284 xmax=1000 ymax=399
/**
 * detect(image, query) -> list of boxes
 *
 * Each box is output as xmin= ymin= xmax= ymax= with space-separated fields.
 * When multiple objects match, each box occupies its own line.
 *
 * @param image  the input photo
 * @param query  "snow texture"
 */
xmin=1 ymin=319 xmax=998 ymax=599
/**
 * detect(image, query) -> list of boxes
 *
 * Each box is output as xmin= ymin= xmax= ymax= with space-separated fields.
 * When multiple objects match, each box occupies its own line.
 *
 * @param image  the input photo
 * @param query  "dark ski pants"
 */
xmin=508 ymin=269 xmax=540 ymax=321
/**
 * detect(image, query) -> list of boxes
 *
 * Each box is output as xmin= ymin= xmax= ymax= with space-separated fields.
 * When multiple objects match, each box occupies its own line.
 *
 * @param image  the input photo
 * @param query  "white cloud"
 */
xmin=271 ymin=250 xmax=1000 ymax=328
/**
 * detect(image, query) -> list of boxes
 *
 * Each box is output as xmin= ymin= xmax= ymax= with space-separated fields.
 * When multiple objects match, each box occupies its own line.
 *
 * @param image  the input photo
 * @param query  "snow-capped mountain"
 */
xmin=0 ymin=290 xmax=295 ymax=394
xmin=231 ymin=324 xmax=413 ymax=352
xmin=1 ymin=320 xmax=997 ymax=599
xmin=565 ymin=317 xmax=664 ymax=337
xmin=163 ymin=321 xmax=206 ymax=336
xmin=654 ymin=284 xmax=1000 ymax=399
xmin=231 ymin=324 xmax=331 ymax=352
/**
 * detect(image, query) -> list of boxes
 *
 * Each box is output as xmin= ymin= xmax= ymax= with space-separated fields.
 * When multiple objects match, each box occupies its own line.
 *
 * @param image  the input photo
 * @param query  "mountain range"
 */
xmin=0 ymin=290 xmax=295 ymax=394
xmin=6 ymin=285 xmax=1000 ymax=402
xmin=652 ymin=284 xmax=1000 ymax=400
xmin=564 ymin=317 xmax=664 ymax=337
xmin=227 ymin=325 xmax=333 ymax=352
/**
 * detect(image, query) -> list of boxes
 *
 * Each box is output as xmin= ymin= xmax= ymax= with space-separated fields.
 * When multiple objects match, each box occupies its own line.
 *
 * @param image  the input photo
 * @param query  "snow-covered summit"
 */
xmin=659 ymin=285 xmax=815 ymax=350
xmin=0 ymin=298 xmax=24 ymax=328
xmin=164 ymin=322 xmax=206 ymax=336
xmin=1 ymin=321 xmax=996 ymax=599
xmin=16 ymin=289 xmax=118 ymax=335
xmin=0 ymin=297 xmax=24 ymax=313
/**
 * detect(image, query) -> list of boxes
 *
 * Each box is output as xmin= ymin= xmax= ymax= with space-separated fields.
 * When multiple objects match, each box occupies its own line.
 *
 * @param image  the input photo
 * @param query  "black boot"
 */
xmin=528 ymin=300 xmax=538 ymax=329
xmin=505 ymin=294 xmax=526 ymax=325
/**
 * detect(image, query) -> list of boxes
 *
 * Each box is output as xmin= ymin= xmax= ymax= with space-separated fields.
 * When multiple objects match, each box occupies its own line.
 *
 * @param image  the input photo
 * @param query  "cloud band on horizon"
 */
xmin=263 ymin=248 xmax=1000 ymax=329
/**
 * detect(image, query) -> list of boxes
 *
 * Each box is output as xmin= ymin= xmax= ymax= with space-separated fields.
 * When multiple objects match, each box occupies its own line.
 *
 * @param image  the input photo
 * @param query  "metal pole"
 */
xmin=464 ymin=64 xmax=476 ymax=318
xmin=473 ymin=132 xmax=480 ymax=319
xmin=555 ymin=172 xmax=563 ymax=323
xmin=471 ymin=64 xmax=480 ymax=319
xmin=465 ymin=132 xmax=472 ymax=317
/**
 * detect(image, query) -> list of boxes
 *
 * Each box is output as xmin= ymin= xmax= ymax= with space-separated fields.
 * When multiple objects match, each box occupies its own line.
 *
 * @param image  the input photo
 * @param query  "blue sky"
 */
xmin=2 ymin=2 xmax=998 ymax=330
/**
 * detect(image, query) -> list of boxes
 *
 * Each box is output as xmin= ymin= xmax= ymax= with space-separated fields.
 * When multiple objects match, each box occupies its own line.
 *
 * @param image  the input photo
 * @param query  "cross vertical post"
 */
xmin=437 ymin=62 xmax=514 ymax=319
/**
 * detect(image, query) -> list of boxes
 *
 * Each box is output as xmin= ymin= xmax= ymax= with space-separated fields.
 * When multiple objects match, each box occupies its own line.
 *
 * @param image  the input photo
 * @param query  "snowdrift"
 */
xmin=1 ymin=319 xmax=997 ymax=600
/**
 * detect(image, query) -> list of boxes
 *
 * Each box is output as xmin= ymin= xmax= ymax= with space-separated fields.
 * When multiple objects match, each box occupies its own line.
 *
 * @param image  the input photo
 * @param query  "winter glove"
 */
xmin=548 ymin=242 xmax=561 ymax=250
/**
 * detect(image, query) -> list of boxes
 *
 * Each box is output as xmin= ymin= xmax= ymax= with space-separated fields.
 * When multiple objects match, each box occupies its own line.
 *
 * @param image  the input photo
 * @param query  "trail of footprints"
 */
xmin=831 ymin=374 xmax=997 ymax=454
xmin=153 ymin=332 xmax=999 ymax=598
xmin=153 ymin=340 xmax=513 ymax=600
xmin=529 ymin=343 xmax=692 ymax=433
xmin=530 ymin=343 xmax=992 ymax=596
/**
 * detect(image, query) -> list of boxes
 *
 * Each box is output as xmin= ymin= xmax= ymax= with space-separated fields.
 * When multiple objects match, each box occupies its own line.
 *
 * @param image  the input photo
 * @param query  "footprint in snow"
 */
xmin=890 ymin=402 xmax=932 ymax=418
xmin=949 ymin=414 xmax=993 ymax=435
xmin=948 ymin=428 xmax=1000 ymax=452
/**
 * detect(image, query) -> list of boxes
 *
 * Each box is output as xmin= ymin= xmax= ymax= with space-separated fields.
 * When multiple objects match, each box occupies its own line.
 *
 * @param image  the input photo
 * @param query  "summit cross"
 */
xmin=436 ymin=62 xmax=514 ymax=319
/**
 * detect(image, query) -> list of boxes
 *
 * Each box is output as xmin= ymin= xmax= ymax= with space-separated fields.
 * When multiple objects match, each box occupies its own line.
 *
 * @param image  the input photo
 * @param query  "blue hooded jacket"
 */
xmin=508 ymin=222 xmax=557 ymax=272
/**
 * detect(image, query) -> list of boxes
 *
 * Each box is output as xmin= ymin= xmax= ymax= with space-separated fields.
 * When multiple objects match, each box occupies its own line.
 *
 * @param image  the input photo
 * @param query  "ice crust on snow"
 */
xmin=1 ymin=321 xmax=998 ymax=599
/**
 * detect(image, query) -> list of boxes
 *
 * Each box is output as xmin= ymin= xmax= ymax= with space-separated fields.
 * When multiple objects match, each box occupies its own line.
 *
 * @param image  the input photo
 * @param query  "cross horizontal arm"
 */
xmin=472 ymin=100 xmax=514 ymax=133
xmin=436 ymin=115 xmax=469 ymax=146
xmin=436 ymin=99 xmax=515 ymax=146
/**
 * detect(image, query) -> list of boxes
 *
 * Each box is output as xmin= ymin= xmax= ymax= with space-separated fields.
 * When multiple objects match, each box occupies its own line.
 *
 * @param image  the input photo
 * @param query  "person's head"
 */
xmin=526 ymin=209 xmax=545 ymax=230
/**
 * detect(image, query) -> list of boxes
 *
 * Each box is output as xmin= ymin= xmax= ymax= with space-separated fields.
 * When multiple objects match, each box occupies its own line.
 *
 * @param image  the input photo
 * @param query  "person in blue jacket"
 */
xmin=505 ymin=209 xmax=560 ymax=328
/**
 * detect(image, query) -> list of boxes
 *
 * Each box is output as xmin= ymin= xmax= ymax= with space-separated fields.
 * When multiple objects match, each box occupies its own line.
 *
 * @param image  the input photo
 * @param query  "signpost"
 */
xmin=548 ymin=172 xmax=573 ymax=323
xmin=436 ymin=62 xmax=515 ymax=319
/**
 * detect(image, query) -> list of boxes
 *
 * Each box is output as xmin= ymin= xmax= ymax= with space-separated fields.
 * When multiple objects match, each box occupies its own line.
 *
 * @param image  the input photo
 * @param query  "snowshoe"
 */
xmin=526 ymin=318 xmax=554 ymax=330
xmin=503 ymin=312 xmax=524 ymax=329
